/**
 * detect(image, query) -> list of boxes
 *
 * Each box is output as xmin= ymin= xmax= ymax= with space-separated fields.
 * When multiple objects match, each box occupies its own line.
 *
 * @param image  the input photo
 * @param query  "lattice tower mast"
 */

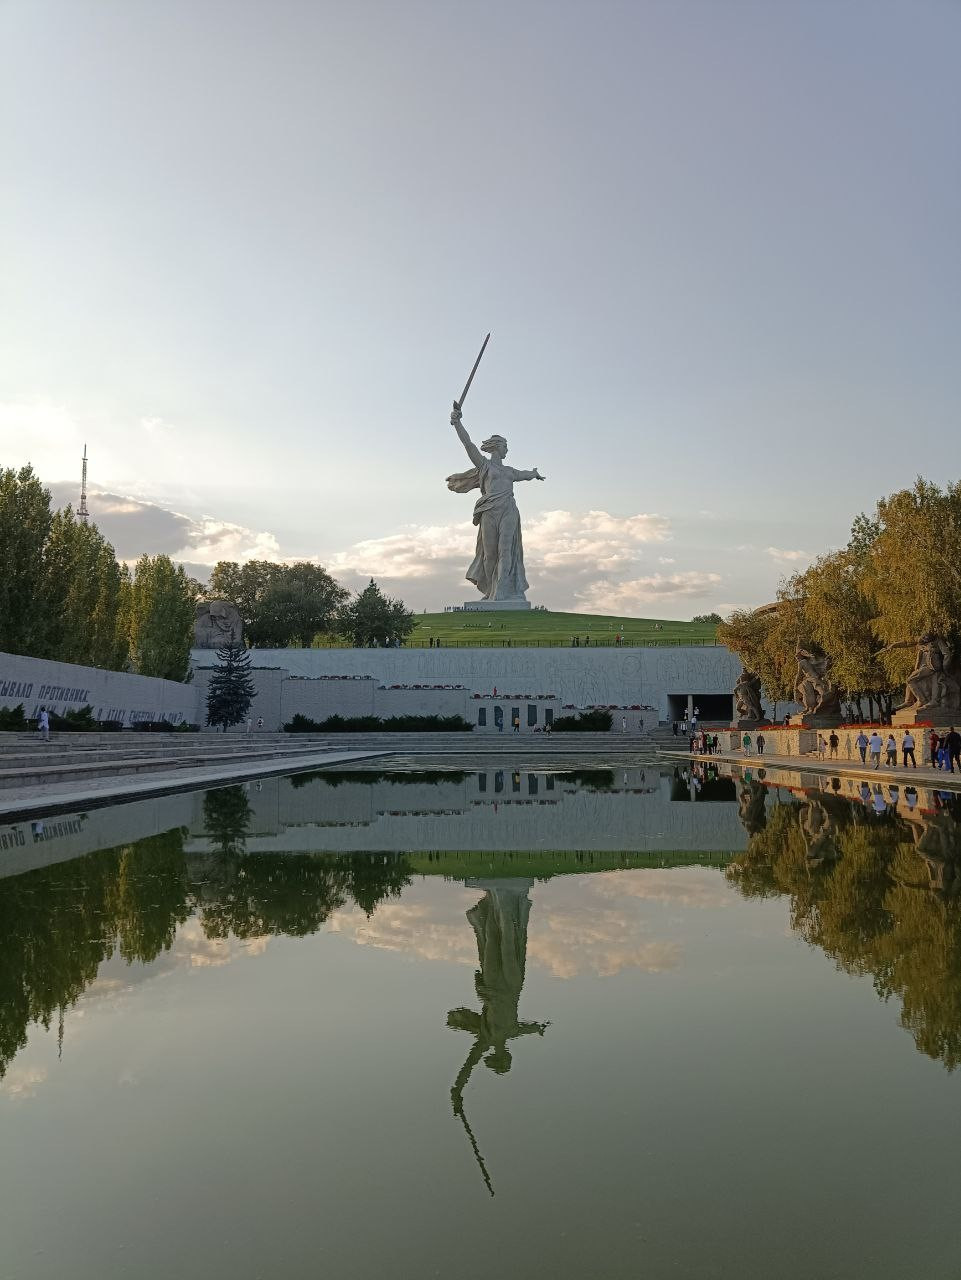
xmin=79 ymin=444 xmax=89 ymax=521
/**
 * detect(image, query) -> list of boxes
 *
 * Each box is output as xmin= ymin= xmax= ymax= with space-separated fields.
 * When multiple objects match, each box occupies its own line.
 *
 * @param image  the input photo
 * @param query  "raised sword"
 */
xmin=454 ymin=332 xmax=491 ymax=412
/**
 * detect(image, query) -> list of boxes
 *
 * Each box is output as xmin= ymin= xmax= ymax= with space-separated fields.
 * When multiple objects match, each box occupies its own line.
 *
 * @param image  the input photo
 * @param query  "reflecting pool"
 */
xmin=3 ymin=759 xmax=961 ymax=1279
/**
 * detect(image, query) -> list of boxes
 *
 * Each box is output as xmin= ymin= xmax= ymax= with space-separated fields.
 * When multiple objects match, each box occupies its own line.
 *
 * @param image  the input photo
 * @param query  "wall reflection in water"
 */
xmin=4 ymin=767 xmax=961 ymax=1094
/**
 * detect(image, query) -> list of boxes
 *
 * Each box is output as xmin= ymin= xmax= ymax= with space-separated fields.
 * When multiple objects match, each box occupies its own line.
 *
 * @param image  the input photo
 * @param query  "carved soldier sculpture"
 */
xmin=878 ymin=635 xmax=961 ymax=721
xmin=793 ymin=646 xmax=842 ymax=723
xmin=734 ymin=668 xmax=764 ymax=726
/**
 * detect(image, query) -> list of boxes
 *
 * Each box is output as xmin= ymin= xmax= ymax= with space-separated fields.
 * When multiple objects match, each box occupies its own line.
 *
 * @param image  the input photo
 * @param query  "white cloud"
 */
xmin=0 ymin=1064 xmax=48 ymax=1101
xmin=328 ymin=508 xmax=678 ymax=610
xmin=766 ymin=546 xmax=811 ymax=564
xmin=46 ymin=483 xmax=281 ymax=570
xmin=577 ymin=571 xmax=722 ymax=613
xmin=658 ymin=556 xmax=676 ymax=564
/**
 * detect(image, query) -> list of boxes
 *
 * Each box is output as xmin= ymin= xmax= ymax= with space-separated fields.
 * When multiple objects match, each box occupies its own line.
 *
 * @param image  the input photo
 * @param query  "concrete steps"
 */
xmin=0 ymin=736 xmax=338 ymax=791
xmin=0 ymin=729 xmax=664 ymax=801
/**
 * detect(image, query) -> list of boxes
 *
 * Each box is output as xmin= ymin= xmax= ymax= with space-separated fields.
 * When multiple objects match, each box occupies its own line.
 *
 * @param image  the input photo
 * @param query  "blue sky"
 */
xmin=2 ymin=0 xmax=958 ymax=614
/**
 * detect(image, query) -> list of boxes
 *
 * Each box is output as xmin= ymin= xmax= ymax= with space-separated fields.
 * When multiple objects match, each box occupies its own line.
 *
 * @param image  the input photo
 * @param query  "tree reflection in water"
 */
xmin=447 ymin=879 xmax=549 ymax=1195
xmin=728 ymin=781 xmax=961 ymax=1069
xmin=0 ymin=815 xmax=411 ymax=1082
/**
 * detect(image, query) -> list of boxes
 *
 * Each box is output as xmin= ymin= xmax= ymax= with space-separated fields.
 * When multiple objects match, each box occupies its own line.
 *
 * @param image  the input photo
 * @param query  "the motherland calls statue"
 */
xmin=193 ymin=599 xmax=244 ymax=648
xmin=878 ymin=635 xmax=961 ymax=722
xmin=733 ymin=668 xmax=764 ymax=725
xmin=793 ymin=645 xmax=842 ymax=723
xmin=444 ymin=334 xmax=545 ymax=604
xmin=447 ymin=406 xmax=545 ymax=603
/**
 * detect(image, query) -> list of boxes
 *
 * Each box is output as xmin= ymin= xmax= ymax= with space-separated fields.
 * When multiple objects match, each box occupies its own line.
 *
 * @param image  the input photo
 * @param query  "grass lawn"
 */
xmin=407 ymin=609 xmax=717 ymax=648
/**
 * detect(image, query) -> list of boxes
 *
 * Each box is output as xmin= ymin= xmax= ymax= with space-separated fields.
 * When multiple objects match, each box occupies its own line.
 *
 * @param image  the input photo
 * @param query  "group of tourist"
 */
xmin=734 ymin=725 xmax=961 ymax=772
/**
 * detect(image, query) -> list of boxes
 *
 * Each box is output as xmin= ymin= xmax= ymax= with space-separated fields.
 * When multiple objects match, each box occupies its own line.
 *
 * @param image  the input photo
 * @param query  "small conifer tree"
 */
xmin=205 ymin=642 xmax=255 ymax=732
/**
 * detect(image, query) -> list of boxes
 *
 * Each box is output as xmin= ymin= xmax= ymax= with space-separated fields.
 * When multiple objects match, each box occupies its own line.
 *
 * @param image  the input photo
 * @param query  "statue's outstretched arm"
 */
xmin=508 ymin=466 xmax=545 ymax=482
xmin=450 ymin=406 xmax=484 ymax=468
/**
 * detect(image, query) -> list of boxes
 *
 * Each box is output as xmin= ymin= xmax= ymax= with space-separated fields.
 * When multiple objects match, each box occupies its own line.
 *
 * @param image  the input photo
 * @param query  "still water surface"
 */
xmin=3 ymin=759 xmax=961 ymax=1279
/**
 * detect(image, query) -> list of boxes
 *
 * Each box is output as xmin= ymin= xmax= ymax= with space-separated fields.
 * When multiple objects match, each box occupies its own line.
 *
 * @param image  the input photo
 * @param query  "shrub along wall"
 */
xmin=284 ymin=713 xmax=473 ymax=733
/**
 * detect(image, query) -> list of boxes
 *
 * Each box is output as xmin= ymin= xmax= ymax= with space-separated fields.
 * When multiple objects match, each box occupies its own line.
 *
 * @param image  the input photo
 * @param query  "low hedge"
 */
xmin=550 ymin=710 xmax=614 ymax=732
xmin=0 ymin=704 xmax=27 ymax=731
xmin=285 ymin=712 xmax=473 ymax=733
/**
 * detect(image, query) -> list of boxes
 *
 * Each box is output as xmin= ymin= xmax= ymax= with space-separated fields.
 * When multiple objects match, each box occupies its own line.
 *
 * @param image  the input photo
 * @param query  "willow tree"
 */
xmin=863 ymin=479 xmax=961 ymax=685
xmin=717 ymin=606 xmax=794 ymax=712
xmin=790 ymin=548 xmax=896 ymax=720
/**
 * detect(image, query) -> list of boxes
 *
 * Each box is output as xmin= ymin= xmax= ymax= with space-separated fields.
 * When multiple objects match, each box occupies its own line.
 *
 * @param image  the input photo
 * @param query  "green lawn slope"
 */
xmin=408 ymin=609 xmax=717 ymax=648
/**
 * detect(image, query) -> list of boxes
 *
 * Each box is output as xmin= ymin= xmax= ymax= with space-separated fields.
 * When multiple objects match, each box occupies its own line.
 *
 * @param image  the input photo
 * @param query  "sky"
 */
xmin=2 ymin=0 xmax=959 ymax=616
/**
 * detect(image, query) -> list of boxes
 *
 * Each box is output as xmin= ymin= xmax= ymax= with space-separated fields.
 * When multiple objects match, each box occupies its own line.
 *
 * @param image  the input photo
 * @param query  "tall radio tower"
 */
xmin=79 ymin=444 xmax=90 ymax=522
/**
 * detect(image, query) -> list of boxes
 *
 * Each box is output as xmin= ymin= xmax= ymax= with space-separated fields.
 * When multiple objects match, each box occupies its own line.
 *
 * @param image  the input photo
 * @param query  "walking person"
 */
xmin=37 ymin=706 xmax=50 ymax=742
xmin=855 ymin=730 xmax=869 ymax=764
xmin=257 ymin=716 xmax=264 ymax=731
xmin=928 ymin=729 xmax=940 ymax=767
xmin=756 ymin=732 xmax=765 ymax=756
xmin=946 ymin=726 xmax=961 ymax=774
xmin=885 ymin=733 xmax=897 ymax=767
xmin=901 ymin=730 xmax=916 ymax=768
xmin=844 ymin=733 xmax=852 ymax=760
xmin=817 ymin=734 xmax=827 ymax=761
xmin=671 ymin=720 xmax=678 ymax=737
xmin=742 ymin=732 xmax=752 ymax=754
xmin=712 ymin=733 xmax=720 ymax=754
xmin=868 ymin=730 xmax=883 ymax=769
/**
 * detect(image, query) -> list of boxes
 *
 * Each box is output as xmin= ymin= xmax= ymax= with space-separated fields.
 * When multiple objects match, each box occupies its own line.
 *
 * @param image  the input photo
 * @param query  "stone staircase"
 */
xmin=0 ymin=727 xmax=664 ymax=802
xmin=0 ymin=732 xmax=340 ymax=792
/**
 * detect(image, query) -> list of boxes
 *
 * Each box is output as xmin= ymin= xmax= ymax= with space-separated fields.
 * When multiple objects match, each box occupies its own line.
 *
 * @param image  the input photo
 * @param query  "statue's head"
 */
xmin=484 ymin=1045 xmax=512 ymax=1073
xmin=481 ymin=434 xmax=508 ymax=459
xmin=209 ymin=600 xmax=232 ymax=630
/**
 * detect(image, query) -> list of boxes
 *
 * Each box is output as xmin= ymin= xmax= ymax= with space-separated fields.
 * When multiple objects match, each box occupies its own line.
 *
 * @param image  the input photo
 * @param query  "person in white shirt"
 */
xmin=901 ymin=731 xmax=916 ymax=768
xmin=38 ymin=707 xmax=50 ymax=742
xmin=869 ymin=731 xmax=883 ymax=769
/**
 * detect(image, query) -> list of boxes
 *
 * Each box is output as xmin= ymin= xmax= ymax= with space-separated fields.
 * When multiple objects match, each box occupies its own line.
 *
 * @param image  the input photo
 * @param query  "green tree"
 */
xmin=789 ymin=547 xmax=896 ymax=720
xmin=862 ymin=478 xmax=961 ymax=685
xmin=337 ymin=578 xmax=415 ymax=647
xmin=205 ymin=642 xmax=255 ymax=731
xmin=258 ymin=561 xmax=350 ymax=646
xmin=691 ymin=612 xmax=722 ymax=624
xmin=127 ymin=554 xmax=195 ymax=680
xmin=0 ymin=465 xmax=53 ymax=656
xmin=42 ymin=506 xmax=128 ymax=669
xmin=208 ymin=559 xmax=281 ymax=640
xmin=717 ymin=607 xmax=794 ymax=708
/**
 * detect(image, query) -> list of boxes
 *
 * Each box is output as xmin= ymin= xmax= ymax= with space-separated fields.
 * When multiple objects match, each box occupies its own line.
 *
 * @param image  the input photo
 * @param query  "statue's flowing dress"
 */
xmin=449 ymin=459 xmax=529 ymax=600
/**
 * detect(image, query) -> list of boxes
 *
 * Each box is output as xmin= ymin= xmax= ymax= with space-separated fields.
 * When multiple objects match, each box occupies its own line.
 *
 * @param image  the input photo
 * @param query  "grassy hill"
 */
xmin=408 ymin=609 xmax=717 ymax=648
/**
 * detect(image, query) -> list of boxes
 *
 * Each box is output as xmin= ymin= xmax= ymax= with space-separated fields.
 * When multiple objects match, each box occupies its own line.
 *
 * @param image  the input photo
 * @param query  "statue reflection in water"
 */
xmin=447 ymin=878 xmax=549 ymax=1195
